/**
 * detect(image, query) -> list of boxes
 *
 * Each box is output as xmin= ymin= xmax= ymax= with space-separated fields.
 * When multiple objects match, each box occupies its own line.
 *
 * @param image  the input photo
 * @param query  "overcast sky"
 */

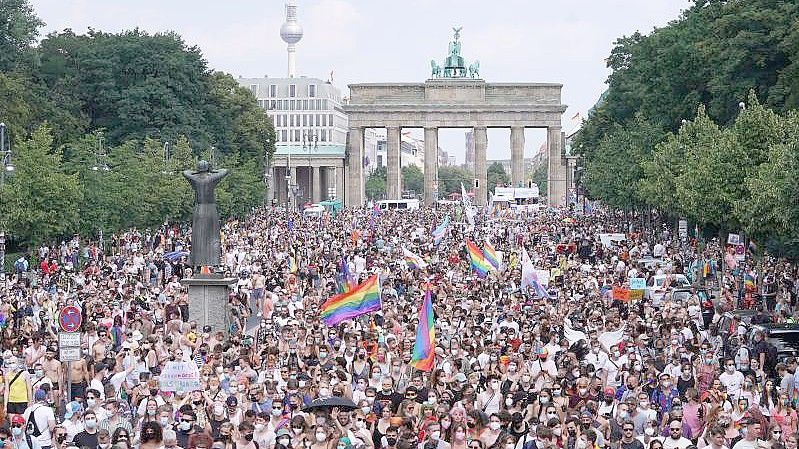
xmin=29 ymin=0 xmax=692 ymax=162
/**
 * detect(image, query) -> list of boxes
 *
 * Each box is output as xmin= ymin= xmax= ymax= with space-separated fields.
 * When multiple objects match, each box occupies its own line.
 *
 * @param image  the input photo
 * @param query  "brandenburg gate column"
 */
xmin=346 ymin=127 xmax=364 ymax=207
xmin=386 ymin=126 xmax=402 ymax=200
xmin=510 ymin=126 xmax=525 ymax=187
xmin=423 ymin=127 xmax=438 ymax=205
xmin=547 ymin=126 xmax=564 ymax=207
xmin=312 ymin=165 xmax=321 ymax=203
xmin=474 ymin=126 xmax=488 ymax=206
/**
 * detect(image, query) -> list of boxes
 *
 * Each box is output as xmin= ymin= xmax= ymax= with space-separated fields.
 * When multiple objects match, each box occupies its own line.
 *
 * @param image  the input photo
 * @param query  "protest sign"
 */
xmin=159 ymin=361 xmax=201 ymax=392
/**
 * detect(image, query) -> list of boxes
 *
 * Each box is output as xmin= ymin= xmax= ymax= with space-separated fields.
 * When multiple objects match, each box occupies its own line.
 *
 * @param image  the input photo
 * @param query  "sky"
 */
xmin=29 ymin=0 xmax=692 ymax=162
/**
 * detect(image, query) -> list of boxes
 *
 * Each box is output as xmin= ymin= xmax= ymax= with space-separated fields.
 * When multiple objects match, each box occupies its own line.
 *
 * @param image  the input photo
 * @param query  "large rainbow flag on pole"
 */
xmin=403 ymin=247 xmax=428 ymax=270
xmin=320 ymin=275 xmax=382 ymax=326
xmin=466 ymin=239 xmax=493 ymax=278
xmin=483 ymin=240 xmax=500 ymax=270
xmin=409 ymin=284 xmax=435 ymax=371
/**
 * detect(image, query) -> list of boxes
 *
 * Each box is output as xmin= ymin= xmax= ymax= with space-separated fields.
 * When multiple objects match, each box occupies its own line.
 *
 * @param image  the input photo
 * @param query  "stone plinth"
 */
xmin=181 ymin=277 xmax=236 ymax=334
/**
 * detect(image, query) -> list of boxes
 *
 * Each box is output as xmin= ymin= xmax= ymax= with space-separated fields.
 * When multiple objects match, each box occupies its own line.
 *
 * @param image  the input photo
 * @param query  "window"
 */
xmin=281 ymin=130 xmax=287 ymax=142
xmin=303 ymin=100 xmax=308 ymax=110
xmin=290 ymin=100 xmax=295 ymax=111
xmin=294 ymin=130 xmax=300 ymax=141
xmin=321 ymin=129 xmax=327 ymax=142
xmin=269 ymin=84 xmax=276 ymax=97
xmin=329 ymin=114 xmax=334 ymax=127
xmin=269 ymin=100 xmax=276 ymax=110
xmin=309 ymin=84 xmax=316 ymax=97
xmin=321 ymin=114 xmax=326 ymax=127
xmin=289 ymin=84 xmax=296 ymax=97
xmin=377 ymin=155 xmax=383 ymax=167
xmin=290 ymin=115 xmax=295 ymax=127
xmin=302 ymin=114 xmax=307 ymax=126
xmin=250 ymin=84 xmax=258 ymax=96
xmin=323 ymin=99 xmax=328 ymax=110
xmin=316 ymin=99 xmax=322 ymax=110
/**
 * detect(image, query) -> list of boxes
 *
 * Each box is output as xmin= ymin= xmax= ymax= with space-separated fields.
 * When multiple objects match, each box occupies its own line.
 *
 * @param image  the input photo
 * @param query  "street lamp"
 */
xmin=0 ymin=122 xmax=12 ymax=278
xmin=92 ymin=131 xmax=109 ymax=171
xmin=302 ymin=130 xmax=318 ymax=204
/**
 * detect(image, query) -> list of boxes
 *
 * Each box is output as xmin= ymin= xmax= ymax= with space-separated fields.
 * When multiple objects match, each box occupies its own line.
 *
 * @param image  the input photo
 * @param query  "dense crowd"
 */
xmin=1 ymin=204 xmax=799 ymax=449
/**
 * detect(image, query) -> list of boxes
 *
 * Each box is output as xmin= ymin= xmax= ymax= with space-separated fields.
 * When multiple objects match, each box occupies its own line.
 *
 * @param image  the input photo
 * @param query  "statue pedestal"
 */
xmin=181 ymin=276 xmax=237 ymax=334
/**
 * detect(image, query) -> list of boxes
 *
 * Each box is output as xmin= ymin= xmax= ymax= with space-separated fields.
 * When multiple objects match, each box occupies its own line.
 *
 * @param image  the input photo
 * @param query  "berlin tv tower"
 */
xmin=280 ymin=0 xmax=303 ymax=78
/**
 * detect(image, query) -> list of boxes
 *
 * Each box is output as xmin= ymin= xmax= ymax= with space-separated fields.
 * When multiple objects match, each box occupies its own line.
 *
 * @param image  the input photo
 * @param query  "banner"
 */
xmin=533 ymin=269 xmax=550 ymax=287
xmin=159 ymin=361 xmax=201 ymax=392
xmin=599 ymin=233 xmax=626 ymax=248
xmin=612 ymin=287 xmax=643 ymax=302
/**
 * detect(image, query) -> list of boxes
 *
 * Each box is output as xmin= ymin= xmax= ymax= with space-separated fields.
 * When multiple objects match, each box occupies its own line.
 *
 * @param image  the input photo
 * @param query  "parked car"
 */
xmin=750 ymin=323 xmax=799 ymax=361
xmin=645 ymin=274 xmax=690 ymax=303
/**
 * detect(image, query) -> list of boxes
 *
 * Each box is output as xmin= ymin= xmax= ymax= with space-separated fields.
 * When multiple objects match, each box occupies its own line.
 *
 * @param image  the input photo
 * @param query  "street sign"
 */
xmin=58 ymin=306 xmax=82 ymax=332
xmin=59 ymin=347 xmax=81 ymax=362
xmin=678 ymin=220 xmax=688 ymax=238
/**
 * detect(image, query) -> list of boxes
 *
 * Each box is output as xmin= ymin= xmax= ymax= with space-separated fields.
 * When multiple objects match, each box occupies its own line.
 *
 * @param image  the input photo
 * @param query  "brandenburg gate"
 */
xmin=343 ymin=28 xmax=568 ymax=207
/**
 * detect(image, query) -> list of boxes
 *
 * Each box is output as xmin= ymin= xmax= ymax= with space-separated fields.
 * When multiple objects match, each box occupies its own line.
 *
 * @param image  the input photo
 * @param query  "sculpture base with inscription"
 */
xmin=181 ymin=276 xmax=237 ymax=335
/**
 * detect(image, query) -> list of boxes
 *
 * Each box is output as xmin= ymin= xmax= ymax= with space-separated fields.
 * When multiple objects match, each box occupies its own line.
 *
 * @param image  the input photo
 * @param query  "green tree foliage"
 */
xmin=401 ymin=164 xmax=424 ymax=195
xmin=487 ymin=162 xmax=509 ymax=189
xmin=583 ymin=116 xmax=664 ymax=211
xmin=365 ymin=166 xmax=386 ymax=200
xmin=437 ymin=166 xmax=472 ymax=196
xmin=0 ymin=2 xmax=275 ymax=248
xmin=531 ymin=160 xmax=547 ymax=196
xmin=0 ymin=124 xmax=82 ymax=245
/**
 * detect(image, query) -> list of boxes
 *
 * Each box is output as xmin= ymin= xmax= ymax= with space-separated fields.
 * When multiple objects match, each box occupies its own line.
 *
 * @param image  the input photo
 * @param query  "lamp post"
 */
xmin=302 ymin=130 xmax=318 ymax=205
xmin=0 ymin=122 xmax=13 ymax=278
xmin=92 ymin=131 xmax=109 ymax=172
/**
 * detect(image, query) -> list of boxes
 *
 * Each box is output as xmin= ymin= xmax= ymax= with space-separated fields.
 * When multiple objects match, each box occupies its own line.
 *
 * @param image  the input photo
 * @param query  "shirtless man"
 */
xmin=42 ymin=347 xmax=62 ymax=402
xmin=69 ymin=356 xmax=90 ymax=402
xmin=92 ymin=329 xmax=110 ymax=362
xmin=252 ymin=271 xmax=266 ymax=317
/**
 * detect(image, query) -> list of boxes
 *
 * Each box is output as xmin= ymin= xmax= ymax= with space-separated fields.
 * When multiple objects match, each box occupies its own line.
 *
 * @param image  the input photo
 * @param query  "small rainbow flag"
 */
xmin=288 ymin=254 xmax=298 ymax=274
xmin=409 ymin=284 xmax=436 ymax=371
xmin=432 ymin=216 xmax=449 ymax=245
xmin=744 ymin=273 xmax=756 ymax=291
xmin=483 ymin=240 xmax=500 ymax=270
xmin=403 ymin=247 xmax=428 ymax=270
xmin=320 ymin=275 xmax=382 ymax=326
xmin=339 ymin=257 xmax=356 ymax=293
xmin=466 ymin=239 xmax=492 ymax=278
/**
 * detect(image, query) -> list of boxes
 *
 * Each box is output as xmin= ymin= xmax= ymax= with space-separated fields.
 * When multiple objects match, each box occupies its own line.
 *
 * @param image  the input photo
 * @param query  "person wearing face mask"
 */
xmin=4 ymin=358 xmax=32 ymax=416
xmin=273 ymin=428 xmax=292 ymax=449
xmin=480 ymin=414 xmax=504 ymax=448
xmin=650 ymin=374 xmax=679 ymax=420
xmin=310 ymin=424 xmax=332 ymax=449
xmin=375 ymin=379 xmax=402 ymax=413
xmin=419 ymin=422 xmax=449 ymax=449
xmin=73 ymin=411 xmax=100 ymax=449
xmin=381 ymin=426 xmax=400 ymax=449
xmin=9 ymin=414 xmax=41 ymax=449
xmin=477 ymin=377 xmax=502 ymax=415
xmin=175 ymin=411 xmax=201 ymax=449
xmin=530 ymin=349 xmax=558 ymax=390
xmin=61 ymin=401 xmax=84 ymax=443
xmin=235 ymin=422 xmax=258 ymax=449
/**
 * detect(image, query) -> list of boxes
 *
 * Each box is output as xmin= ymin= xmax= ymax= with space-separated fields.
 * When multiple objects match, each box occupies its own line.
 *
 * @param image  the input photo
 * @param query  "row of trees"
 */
xmin=0 ymin=1 xmax=275 ymax=247
xmin=364 ymin=163 xmax=511 ymax=200
xmin=575 ymin=0 xmax=799 ymax=256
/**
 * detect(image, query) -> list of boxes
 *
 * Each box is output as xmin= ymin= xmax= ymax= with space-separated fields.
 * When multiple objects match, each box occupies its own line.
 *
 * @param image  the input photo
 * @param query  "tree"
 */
xmin=365 ymin=166 xmax=386 ymax=200
xmin=437 ymin=166 xmax=472 ymax=196
xmin=0 ymin=0 xmax=42 ymax=72
xmin=583 ymin=115 xmax=664 ymax=210
xmin=401 ymin=164 xmax=423 ymax=195
xmin=531 ymin=160 xmax=547 ymax=196
xmin=0 ymin=124 xmax=82 ymax=245
xmin=487 ymin=162 xmax=509 ymax=189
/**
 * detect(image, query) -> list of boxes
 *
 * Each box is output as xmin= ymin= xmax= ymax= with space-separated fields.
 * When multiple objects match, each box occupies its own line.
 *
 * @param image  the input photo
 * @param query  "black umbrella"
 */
xmin=302 ymin=396 xmax=358 ymax=412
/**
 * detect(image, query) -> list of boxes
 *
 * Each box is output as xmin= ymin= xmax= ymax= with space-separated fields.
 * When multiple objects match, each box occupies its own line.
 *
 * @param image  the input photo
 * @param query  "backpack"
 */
xmin=14 ymin=259 xmax=25 ymax=273
xmin=25 ymin=405 xmax=43 ymax=437
xmin=765 ymin=342 xmax=779 ymax=371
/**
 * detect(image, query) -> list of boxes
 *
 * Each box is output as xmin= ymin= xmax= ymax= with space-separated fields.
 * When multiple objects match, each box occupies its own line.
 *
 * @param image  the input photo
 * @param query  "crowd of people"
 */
xmin=1 ymin=204 xmax=799 ymax=449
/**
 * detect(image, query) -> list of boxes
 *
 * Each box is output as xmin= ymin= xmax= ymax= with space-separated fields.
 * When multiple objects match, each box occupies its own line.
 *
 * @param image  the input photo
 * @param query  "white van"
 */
xmin=376 ymin=199 xmax=420 ymax=210
xmin=303 ymin=204 xmax=325 ymax=217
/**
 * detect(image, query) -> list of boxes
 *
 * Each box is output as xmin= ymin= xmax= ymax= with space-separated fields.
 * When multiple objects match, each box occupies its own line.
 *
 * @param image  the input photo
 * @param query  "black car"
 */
xmin=750 ymin=323 xmax=799 ymax=360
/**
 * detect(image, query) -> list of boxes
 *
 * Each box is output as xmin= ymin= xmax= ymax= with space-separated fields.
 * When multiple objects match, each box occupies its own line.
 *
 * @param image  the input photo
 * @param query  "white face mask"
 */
xmin=278 ymin=438 xmax=290 ymax=446
xmin=489 ymin=422 xmax=501 ymax=431
xmin=159 ymin=417 xmax=169 ymax=428
xmin=355 ymin=420 xmax=366 ymax=430
xmin=213 ymin=405 xmax=224 ymax=416
xmin=644 ymin=428 xmax=655 ymax=436
xmin=431 ymin=431 xmax=441 ymax=440
xmin=316 ymin=432 xmax=327 ymax=443
xmin=506 ymin=398 xmax=514 ymax=406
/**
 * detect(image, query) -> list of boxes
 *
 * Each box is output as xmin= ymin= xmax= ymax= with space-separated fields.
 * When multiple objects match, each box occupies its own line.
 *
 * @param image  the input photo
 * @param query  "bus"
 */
xmin=376 ymin=199 xmax=420 ymax=210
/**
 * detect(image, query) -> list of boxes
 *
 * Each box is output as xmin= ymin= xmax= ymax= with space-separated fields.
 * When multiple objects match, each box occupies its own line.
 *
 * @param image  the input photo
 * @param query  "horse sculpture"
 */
xmin=431 ymin=60 xmax=441 ymax=78
xmin=468 ymin=60 xmax=480 ymax=78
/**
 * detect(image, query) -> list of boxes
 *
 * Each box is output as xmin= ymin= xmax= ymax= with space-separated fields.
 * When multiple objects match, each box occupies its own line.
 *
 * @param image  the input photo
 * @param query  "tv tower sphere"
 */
xmin=280 ymin=1 xmax=303 ymax=45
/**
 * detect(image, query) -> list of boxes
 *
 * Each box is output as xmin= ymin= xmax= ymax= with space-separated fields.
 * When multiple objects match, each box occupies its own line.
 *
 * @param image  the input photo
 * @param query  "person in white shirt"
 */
xmin=62 ymin=401 xmax=85 ymax=443
xmin=719 ymin=359 xmax=746 ymax=401
xmin=22 ymin=390 xmax=56 ymax=449
xmin=731 ymin=420 xmax=762 ymax=449
xmin=662 ymin=419 xmax=692 ymax=449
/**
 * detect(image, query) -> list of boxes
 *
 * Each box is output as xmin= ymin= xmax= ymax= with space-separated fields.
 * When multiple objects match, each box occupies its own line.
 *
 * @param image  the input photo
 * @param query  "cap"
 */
xmin=454 ymin=373 xmax=467 ymax=383
xmin=10 ymin=415 xmax=25 ymax=425
xmin=226 ymin=396 xmax=238 ymax=406
xmin=35 ymin=389 xmax=47 ymax=402
xmin=64 ymin=401 xmax=83 ymax=419
xmin=276 ymin=428 xmax=292 ymax=439
xmin=603 ymin=387 xmax=615 ymax=396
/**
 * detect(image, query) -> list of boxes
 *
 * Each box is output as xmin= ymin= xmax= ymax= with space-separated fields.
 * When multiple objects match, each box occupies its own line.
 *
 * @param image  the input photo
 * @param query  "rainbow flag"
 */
xmin=483 ymin=240 xmax=500 ymax=270
xmin=744 ymin=273 xmax=756 ymax=291
xmin=339 ymin=257 xmax=356 ymax=293
xmin=409 ymin=284 xmax=435 ymax=371
xmin=320 ymin=275 xmax=382 ymax=326
xmin=403 ymin=247 xmax=428 ymax=270
xmin=466 ymin=239 xmax=492 ymax=278
xmin=432 ymin=216 xmax=449 ymax=245
xmin=288 ymin=254 xmax=298 ymax=274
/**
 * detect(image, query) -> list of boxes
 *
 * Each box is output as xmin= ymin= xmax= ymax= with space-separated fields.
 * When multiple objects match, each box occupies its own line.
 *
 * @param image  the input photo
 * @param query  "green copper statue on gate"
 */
xmin=431 ymin=27 xmax=480 ymax=79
